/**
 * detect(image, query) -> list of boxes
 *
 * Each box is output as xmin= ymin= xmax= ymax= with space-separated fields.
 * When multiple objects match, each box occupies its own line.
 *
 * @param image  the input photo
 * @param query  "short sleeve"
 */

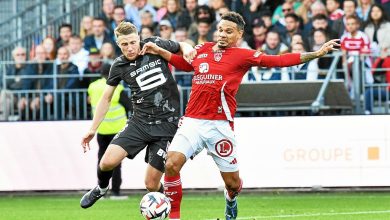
xmin=106 ymin=59 xmax=122 ymax=86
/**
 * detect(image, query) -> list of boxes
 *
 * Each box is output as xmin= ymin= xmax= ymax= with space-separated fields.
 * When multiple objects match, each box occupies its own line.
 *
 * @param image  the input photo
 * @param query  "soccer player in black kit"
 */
xmin=80 ymin=21 xmax=193 ymax=208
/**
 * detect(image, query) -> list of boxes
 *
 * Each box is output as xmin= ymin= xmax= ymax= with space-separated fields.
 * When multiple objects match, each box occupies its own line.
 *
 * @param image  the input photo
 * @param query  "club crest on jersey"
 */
xmin=215 ymin=139 xmax=233 ymax=157
xmin=199 ymin=63 xmax=209 ymax=73
xmin=214 ymin=52 xmax=222 ymax=62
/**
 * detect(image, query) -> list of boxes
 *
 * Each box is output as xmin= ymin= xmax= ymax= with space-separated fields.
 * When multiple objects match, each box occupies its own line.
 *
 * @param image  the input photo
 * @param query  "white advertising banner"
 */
xmin=0 ymin=116 xmax=389 ymax=191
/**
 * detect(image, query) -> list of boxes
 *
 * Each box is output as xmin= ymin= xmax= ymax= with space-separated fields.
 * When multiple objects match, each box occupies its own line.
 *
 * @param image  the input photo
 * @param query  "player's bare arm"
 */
xmin=300 ymin=39 xmax=340 ymax=63
xmin=81 ymin=85 xmax=116 ymax=152
xmin=140 ymin=42 xmax=194 ymax=71
xmin=178 ymin=42 xmax=197 ymax=62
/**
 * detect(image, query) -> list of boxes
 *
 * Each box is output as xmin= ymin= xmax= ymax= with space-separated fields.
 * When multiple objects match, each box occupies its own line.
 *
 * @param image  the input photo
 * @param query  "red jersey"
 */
xmin=340 ymin=31 xmax=370 ymax=55
xmin=171 ymin=42 xmax=301 ymax=121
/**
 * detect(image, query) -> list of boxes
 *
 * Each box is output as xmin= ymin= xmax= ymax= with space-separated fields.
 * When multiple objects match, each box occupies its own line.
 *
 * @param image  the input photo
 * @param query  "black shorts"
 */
xmin=110 ymin=117 xmax=178 ymax=172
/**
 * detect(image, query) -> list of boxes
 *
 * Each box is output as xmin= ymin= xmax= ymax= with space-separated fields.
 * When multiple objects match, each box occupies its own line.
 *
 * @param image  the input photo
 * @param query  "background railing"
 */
xmin=1 ymin=54 xmax=390 ymax=121
xmin=0 ymin=0 xmax=103 ymax=61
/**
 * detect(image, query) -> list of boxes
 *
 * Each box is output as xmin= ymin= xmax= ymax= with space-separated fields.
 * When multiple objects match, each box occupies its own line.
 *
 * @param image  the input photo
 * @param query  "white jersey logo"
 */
xmin=199 ymin=63 xmax=209 ymax=73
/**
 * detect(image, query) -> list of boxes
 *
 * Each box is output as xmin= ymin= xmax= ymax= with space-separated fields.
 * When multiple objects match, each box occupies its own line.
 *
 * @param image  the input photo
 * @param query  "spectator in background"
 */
xmin=80 ymin=16 xmax=94 ymax=40
xmin=246 ymin=18 xmax=268 ymax=50
xmin=188 ymin=5 xmax=216 ymax=38
xmin=109 ymin=5 xmax=128 ymax=55
xmin=140 ymin=25 xmax=154 ymax=40
xmin=272 ymin=0 xmax=301 ymax=24
xmin=42 ymin=37 xmax=57 ymax=60
xmin=5 ymin=47 xmax=29 ymax=90
xmin=156 ymin=0 xmax=168 ymax=21
xmin=289 ymin=42 xmax=319 ymax=80
xmin=341 ymin=15 xmax=372 ymax=92
xmin=99 ymin=0 xmax=115 ymax=28
xmin=162 ymin=0 xmax=190 ymax=31
xmin=261 ymin=11 xmax=274 ymax=30
xmin=261 ymin=31 xmax=289 ymax=80
xmin=303 ymin=1 xmax=329 ymax=36
xmin=365 ymin=49 xmax=390 ymax=114
xmin=140 ymin=10 xmax=158 ymax=31
xmin=69 ymin=35 xmax=89 ymax=77
xmin=290 ymin=33 xmax=306 ymax=50
xmin=364 ymin=3 xmax=390 ymax=57
xmin=87 ymin=63 xmax=132 ymax=198
xmin=174 ymin=27 xmax=195 ymax=46
xmin=332 ymin=0 xmax=359 ymax=37
xmin=306 ymin=14 xmax=338 ymax=49
xmin=261 ymin=31 xmax=289 ymax=55
xmin=56 ymin=23 xmax=73 ymax=49
xmin=273 ymin=1 xmax=295 ymax=34
xmin=295 ymin=0 xmax=315 ymax=25
xmin=190 ymin=18 xmax=213 ymax=45
xmin=100 ymin=42 xmax=116 ymax=62
xmin=357 ymin=0 xmax=374 ymax=21
xmin=178 ymin=0 xmax=198 ymax=27
xmin=19 ymin=45 xmax=53 ymax=120
xmin=125 ymin=0 xmax=157 ymax=30
xmin=45 ymin=47 xmax=79 ymax=120
xmin=326 ymin=0 xmax=344 ymax=21
xmin=83 ymin=48 xmax=103 ymax=87
xmin=312 ymin=28 xmax=334 ymax=79
xmin=110 ymin=5 xmax=128 ymax=38
xmin=84 ymin=18 xmax=114 ymax=51
xmin=281 ymin=13 xmax=301 ymax=46
xmin=240 ymin=0 xmax=270 ymax=36
xmin=158 ymin=20 xmax=175 ymax=40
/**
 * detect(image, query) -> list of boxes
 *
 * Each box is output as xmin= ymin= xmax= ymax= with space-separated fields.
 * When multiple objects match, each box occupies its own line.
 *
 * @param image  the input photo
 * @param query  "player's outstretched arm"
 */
xmin=300 ymin=39 xmax=340 ymax=63
xmin=81 ymin=85 xmax=116 ymax=153
xmin=258 ymin=39 xmax=340 ymax=68
xmin=140 ymin=42 xmax=193 ymax=72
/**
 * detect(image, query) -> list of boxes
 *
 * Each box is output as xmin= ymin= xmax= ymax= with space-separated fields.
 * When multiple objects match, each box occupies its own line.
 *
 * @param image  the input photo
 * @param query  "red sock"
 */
xmin=164 ymin=174 xmax=182 ymax=219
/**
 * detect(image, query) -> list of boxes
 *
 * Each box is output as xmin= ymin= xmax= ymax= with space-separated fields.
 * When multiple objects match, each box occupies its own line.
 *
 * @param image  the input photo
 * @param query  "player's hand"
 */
xmin=81 ymin=130 xmax=95 ymax=153
xmin=318 ymin=39 xmax=340 ymax=57
xmin=183 ymin=48 xmax=197 ymax=63
xmin=139 ymin=42 xmax=160 ymax=55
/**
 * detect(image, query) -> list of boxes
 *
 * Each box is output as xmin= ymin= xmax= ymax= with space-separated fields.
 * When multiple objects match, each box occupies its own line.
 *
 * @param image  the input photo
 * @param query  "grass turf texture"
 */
xmin=1 ymin=192 xmax=390 ymax=220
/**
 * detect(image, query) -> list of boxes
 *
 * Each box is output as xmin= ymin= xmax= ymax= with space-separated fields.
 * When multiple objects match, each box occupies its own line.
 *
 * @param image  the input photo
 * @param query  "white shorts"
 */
xmin=169 ymin=117 xmax=239 ymax=172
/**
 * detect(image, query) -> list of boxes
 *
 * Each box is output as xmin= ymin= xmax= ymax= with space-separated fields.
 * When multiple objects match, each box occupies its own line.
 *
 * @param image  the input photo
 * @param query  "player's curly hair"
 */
xmin=114 ymin=21 xmax=138 ymax=38
xmin=220 ymin=12 xmax=245 ymax=31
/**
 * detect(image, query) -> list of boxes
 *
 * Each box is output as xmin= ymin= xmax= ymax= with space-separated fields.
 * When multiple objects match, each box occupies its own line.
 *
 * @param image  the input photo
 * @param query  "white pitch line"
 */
xmin=205 ymin=210 xmax=390 ymax=220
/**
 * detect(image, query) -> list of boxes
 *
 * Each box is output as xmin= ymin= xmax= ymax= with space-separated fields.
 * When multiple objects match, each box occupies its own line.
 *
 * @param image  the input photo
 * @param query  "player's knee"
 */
xmin=164 ymin=159 xmax=180 ymax=176
xmin=145 ymin=181 xmax=160 ymax=192
xmin=99 ymin=159 xmax=116 ymax=171
xmin=225 ymin=177 xmax=241 ymax=192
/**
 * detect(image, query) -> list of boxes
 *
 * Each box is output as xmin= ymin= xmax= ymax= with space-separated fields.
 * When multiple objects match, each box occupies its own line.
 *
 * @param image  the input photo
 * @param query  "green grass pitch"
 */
xmin=1 ymin=192 xmax=390 ymax=220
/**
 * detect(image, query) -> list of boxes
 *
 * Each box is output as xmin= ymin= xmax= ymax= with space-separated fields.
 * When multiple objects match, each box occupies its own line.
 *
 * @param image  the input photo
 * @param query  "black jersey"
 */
xmin=106 ymin=37 xmax=181 ymax=124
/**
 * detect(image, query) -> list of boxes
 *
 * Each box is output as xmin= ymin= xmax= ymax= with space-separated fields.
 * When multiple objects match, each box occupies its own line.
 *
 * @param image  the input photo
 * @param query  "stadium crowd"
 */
xmin=1 ymin=0 xmax=390 ymax=120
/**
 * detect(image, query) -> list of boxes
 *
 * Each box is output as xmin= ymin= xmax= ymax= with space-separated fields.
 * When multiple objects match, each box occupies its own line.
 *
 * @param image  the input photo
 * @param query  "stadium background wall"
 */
xmin=0 ymin=116 xmax=389 ymax=191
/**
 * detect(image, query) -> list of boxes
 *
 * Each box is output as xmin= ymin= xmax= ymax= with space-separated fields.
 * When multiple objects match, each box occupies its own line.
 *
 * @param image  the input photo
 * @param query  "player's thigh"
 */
xmin=168 ymin=117 xmax=204 ymax=160
xmin=111 ymin=119 xmax=148 ymax=159
xmin=205 ymin=120 xmax=239 ymax=172
xmin=100 ymin=144 xmax=128 ymax=170
xmin=145 ymin=138 xmax=172 ymax=173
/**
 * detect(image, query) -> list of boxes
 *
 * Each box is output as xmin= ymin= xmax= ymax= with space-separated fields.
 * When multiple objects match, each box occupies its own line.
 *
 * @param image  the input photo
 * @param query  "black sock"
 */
xmin=158 ymin=182 xmax=164 ymax=193
xmin=97 ymin=166 xmax=113 ymax=189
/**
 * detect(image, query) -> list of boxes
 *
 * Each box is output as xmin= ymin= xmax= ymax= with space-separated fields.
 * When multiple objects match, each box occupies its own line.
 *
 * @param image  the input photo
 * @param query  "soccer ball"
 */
xmin=140 ymin=192 xmax=171 ymax=220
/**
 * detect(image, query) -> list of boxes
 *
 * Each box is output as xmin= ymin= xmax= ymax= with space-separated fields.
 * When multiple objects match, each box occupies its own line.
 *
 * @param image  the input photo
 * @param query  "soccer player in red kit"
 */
xmin=141 ymin=12 xmax=340 ymax=220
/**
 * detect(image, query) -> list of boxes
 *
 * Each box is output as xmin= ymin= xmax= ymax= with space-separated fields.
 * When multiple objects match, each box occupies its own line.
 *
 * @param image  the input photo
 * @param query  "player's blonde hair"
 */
xmin=114 ymin=21 xmax=138 ymax=39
